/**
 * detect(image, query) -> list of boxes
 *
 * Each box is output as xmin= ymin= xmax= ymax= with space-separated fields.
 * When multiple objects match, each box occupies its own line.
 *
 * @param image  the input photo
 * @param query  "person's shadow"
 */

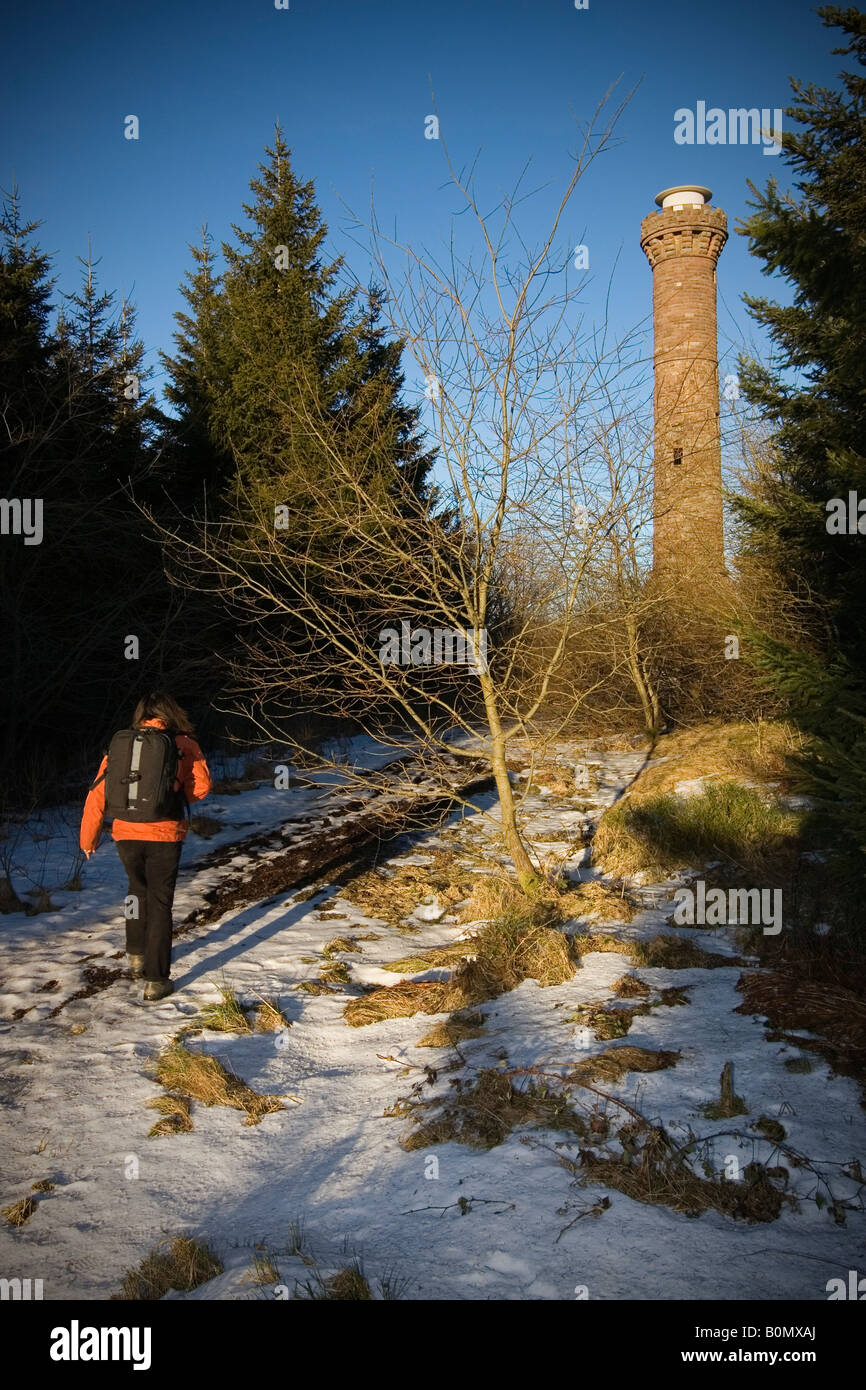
xmin=171 ymin=887 xmax=334 ymax=990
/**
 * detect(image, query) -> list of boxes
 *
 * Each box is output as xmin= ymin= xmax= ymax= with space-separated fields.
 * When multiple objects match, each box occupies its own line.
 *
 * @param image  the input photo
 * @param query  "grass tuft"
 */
xmin=146 ymin=1093 xmax=194 ymax=1138
xmin=400 ymin=1068 xmax=589 ymax=1151
xmin=567 ymin=1045 xmax=681 ymax=1085
xmin=151 ymin=1040 xmax=284 ymax=1126
xmin=2 ymin=1196 xmax=36 ymax=1227
xmin=197 ymin=984 xmax=252 ymax=1035
xmin=252 ymin=997 xmax=290 ymax=1032
xmin=323 ymin=936 xmax=361 ymax=956
xmin=577 ymin=1124 xmax=792 ymax=1223
xmin=416 ymin=1013 xmax=487 ymax=1047
xmin=113 ymin=1236 xmax=223 ymax=1300
xmin=319 ymin=961 xmax=352 ymax=986
xmin=344 ymin=896 xmax=577 ymax=1028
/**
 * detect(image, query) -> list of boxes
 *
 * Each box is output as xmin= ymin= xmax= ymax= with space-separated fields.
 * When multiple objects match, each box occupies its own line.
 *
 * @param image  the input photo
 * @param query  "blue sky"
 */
xmin=3 ymin=0 xmax=844 ymax=419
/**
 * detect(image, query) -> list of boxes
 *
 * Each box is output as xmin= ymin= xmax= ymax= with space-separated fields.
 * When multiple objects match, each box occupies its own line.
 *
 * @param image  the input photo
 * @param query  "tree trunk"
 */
xmin=625 ymin=610 xmax=661 ymax=738
xmin=479 ymin=673 xmax=540 ymax=891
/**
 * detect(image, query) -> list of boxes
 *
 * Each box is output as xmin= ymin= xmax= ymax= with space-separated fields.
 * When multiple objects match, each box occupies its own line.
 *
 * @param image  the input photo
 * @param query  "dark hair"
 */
xmin=132 ymin=691 xmax=195 ymax=735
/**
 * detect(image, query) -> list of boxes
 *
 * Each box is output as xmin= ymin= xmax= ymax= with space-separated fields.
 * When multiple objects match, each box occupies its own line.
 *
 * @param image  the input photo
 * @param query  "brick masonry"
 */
xmin=640 ymin=200 xmax=727 ymax=579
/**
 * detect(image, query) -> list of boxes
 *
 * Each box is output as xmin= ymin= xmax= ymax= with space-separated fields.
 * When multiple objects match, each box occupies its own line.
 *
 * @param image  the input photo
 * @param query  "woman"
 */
xmin=80 ymin=692 xmax=212 ymax=1001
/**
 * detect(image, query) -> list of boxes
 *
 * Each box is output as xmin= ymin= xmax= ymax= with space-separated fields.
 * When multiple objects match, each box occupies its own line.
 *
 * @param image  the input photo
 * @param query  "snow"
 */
xmin=0 ymin=734 xmax=863 ymax=1301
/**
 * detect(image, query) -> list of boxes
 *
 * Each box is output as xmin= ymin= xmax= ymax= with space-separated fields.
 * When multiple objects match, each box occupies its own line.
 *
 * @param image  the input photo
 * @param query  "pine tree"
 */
xmin=210 ymin=125 xmax=355 ymax=512
xmin=159 ymin=225 xmax=233 ymax=514
xmin=735 ymin=5 xmax=866 ymax=857
xmin=335 ymin=283 xmax=435 ymax=505
xmin=0 ymin=188 xmax=53 ymax=374
xmin=59 ymin=244 xmax=159 ymax=488
xmin=0 ymin=201 xmax=177 ymax=791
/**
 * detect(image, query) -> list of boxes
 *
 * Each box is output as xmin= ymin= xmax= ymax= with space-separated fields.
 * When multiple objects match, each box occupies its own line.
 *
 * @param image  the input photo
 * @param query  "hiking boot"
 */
xmin=128 ymin=954 xmax=145 ymax=978
xmin=143 ymin=979 xmax=174 ymax=1002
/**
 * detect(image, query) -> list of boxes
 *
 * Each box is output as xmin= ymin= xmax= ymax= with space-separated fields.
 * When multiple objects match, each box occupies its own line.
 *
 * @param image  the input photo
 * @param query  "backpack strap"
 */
xmin=88 ymin=753 xmax=111 ymax=793
xmin=172 ymin=732 xmax=191 ymax=820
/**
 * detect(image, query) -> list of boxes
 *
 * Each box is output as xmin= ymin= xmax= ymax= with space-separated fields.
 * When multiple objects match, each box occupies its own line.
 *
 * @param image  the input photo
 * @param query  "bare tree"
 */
xmin=156 ymin=91 xmax=654 ymax=890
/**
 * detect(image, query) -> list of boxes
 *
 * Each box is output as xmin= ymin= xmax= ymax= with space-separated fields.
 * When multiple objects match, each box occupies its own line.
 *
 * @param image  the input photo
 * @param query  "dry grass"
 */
xmin=146 ymin=1093 xmax=194 ymax=1138
xmin=197 ymin=984 xmax=252 ymax=1035
xmin=577 ymin=1125 xmax=793 ymax=1223
xmin=612 ymin=974 xmax=652 ymax=998
xmin=630 ymin=721 xmax=801 ymax=801
xmin=114 ymin=1236 xmax=223 ymax=1300
xmin=382 ymin=941 xmax=472 ymax=973
xmin=319 ymin=960 xmax=352 ymax=986
xmin=324 ymin=1265 xmax=373 ymax=1300
xmin=567 ymin=1045 xmax=681 ymax=1085
xmin=2 ymin=1196 xmax=36 ymax=1227
xmin=250 ymin=1252 xmax=282 ymax=1286
xmin=594 ymin=781 xmax=800 ymax=881
xmin=252 ymin=998 xmax=290 ymax=1033
xmin=340 ymin=851 xmax=475 ymax=925
xmin=400 ymin=1068 xmax=589 ymax=1151
xmin=345 ymin=979 xmax=446 ymax=1026
xmin=736 ymin=970 xmax=866 ymax=1097
xmin=569 ymin=1004 xmax=645 ymax=1040
xmin=458 ymin=874 xmax=564 ymax=927
xmin=416 ymin=1011 xmax=487 ymax=1048
xmin=571 ymin=932 xmax=634 ymax=959
xmin=151 ymin=1041 xmax=284 ymax=1126
xmin=345 ymin=905 xmax=578 ymax=1027
xmin=526 ymin=763 xmax=578 ymax=795
xmin=569 ymin=931 xmax=731 ymax=970
xmin=630 ymin=934 xmax=740 ymax=970
xmin=295 ymin=1260 xmax=374 ymax=1300
xmin=571 ymin=980 xmax=692 ymax=1039
xmin=590 ymin=720 xmax=804 ymax=882
xmin=296 ymin=980 xmax=340 ymax=995
xmin=323 ymin=936 xmax=362 ymax=956
xmin=192 ymin=987 xmax=289 ymax=1035
xmin=564 ymin=880 xmax=640 ymax=924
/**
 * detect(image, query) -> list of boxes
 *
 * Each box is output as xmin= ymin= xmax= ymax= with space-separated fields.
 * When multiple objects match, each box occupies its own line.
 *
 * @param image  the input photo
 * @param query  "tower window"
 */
xmin=673 ymin=448 xmax=683 ymax=466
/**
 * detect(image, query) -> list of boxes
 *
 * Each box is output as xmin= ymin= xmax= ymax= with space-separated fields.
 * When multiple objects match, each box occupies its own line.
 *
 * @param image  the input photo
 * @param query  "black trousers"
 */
xmin=116 ymin=840 xmax=183 ymax=983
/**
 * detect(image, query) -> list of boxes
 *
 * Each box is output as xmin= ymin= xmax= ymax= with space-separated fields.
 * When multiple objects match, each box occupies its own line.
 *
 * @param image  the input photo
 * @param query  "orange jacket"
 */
xmin=80 ymin=718 xmax=212 ymax=852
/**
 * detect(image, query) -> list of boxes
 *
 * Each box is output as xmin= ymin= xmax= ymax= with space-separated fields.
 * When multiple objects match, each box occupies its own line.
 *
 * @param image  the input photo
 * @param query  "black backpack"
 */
xmin=93 ymin=727 xmax=187 ymax=823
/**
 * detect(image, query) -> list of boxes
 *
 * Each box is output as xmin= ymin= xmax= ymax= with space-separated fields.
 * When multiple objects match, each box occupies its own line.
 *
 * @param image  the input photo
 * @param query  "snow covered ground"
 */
xmin=0 ymin=737 xmax=863 ymax=1301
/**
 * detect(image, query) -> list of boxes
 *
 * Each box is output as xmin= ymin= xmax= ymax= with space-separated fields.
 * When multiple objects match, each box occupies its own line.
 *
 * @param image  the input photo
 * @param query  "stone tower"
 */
xmin=640 ymin=186 xmax=727 ymax=580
